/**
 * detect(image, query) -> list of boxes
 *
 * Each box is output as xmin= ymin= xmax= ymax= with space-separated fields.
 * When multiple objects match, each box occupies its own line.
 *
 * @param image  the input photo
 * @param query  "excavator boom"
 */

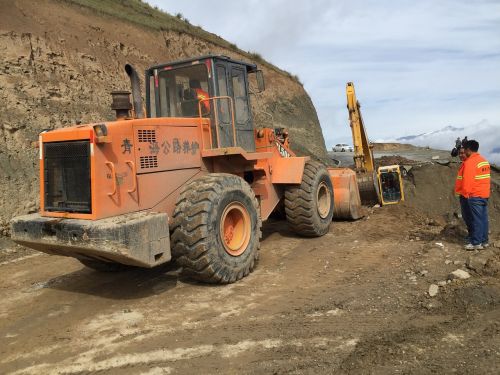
xmin=346 ymin=82 xmax=375 ymax=174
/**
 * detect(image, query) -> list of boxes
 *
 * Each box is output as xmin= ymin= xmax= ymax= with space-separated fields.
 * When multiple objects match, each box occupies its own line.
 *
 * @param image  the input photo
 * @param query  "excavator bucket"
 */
xmin=328 ymin=168 xmax=365 ymax=220
xmin=356 ymin=171 xmax=381 ymax=206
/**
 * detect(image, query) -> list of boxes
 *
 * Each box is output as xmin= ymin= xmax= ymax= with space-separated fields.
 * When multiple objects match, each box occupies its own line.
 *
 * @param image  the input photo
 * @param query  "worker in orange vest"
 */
xmin=454 ymin=146 xmax=472 ymax=241
xmin=189 ymin=79 xmax=210 ymax=114
xmin=462 ymin=140 xmax=491 ymax=250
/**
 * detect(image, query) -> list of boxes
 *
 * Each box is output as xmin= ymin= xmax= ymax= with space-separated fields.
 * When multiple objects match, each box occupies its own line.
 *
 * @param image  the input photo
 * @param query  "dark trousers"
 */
xmin=468 ymin=197 xmax=489 ymax=245
xmin=459 ymin=196 xmax=472 ymax=238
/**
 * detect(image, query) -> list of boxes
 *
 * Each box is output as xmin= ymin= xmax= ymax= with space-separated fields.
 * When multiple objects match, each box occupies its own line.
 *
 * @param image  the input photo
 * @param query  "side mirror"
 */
xmin=256 ymin=70 xmax=265 ymax=92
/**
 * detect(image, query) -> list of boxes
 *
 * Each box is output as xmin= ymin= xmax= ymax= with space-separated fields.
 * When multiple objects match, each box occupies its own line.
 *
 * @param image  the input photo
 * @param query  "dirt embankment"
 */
xmin=0 ymin=0 xmax=328 ymax=224
xmin=403 ymin=163 xmax=500 ymax=231
xmin=372 ymin=142 xmax=421 ymax=151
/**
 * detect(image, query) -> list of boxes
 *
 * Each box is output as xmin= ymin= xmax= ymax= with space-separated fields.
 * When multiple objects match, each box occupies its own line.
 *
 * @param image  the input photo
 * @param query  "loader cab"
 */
xmin=146 ymin=55 xmax=264 ymax=152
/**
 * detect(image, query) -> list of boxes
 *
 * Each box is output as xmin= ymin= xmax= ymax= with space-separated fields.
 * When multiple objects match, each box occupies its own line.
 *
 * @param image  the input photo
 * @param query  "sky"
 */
xmin=147 ymin=0 xmax=500 ymax=154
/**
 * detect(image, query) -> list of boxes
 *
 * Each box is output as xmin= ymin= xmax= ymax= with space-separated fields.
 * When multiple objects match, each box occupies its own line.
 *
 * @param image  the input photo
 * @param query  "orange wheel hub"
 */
xmin=220 ymin=202 xmax=251 ymax=256
xmin=317 ymin=181 xmax=331 ymax=219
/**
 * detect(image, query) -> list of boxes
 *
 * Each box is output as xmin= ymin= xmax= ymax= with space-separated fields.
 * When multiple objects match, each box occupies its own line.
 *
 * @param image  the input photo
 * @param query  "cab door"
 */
xmin=228 ymin=64 xmax=255 ymax=152
xmin=213 ymin=63 xmax=234 ymax=148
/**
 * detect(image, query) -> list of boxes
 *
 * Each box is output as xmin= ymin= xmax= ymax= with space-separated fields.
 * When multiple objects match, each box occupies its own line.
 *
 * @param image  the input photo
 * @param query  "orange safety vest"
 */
xmin=194 ymin=88 xmax=210 ymax=112
xmin=461 ymin=153 xmax=491 ymax=198
xmin=454 ymin=162 xmax=465 ymax=196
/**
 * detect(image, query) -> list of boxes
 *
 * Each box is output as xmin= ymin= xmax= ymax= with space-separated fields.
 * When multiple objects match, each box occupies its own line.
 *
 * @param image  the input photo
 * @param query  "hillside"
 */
xmin=0 ymin=0 xmax=328 ymax=223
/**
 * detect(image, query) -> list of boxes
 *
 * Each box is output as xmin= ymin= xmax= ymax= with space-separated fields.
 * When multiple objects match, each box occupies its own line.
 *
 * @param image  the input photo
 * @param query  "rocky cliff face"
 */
xmin=0 ymin=0 xmax=328 ymax=224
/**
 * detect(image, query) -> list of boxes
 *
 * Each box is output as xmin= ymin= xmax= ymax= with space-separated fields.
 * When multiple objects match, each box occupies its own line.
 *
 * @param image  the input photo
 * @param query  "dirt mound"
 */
xmin=372 ymin=142 xmax=420 ymax=151
xmin=401 ymin=163 xmax=500 ymax=234
xmin=376 ymin=155 xmax=417 ymax=167
xmin=0 ymin=0 xmax=328 ymax=224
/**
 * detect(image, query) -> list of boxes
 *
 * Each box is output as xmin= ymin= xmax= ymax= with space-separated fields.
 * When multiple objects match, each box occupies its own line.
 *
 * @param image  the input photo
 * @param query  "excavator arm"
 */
xmin=345 ymin=82 xmax=404 ymax=206
xmin=346 ymin=82 xmax=375 ymax=173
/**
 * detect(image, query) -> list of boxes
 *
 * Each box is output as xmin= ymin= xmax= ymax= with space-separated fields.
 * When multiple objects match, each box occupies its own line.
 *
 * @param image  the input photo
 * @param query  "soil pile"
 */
xmin=401 ymin=163 xmax=500 ymax=234
xmin=0 ymin=0 xmax=328 ymax=223
xmin=377 ymin=155 xmax=417 ymax=167
xmin=372 ymin=142 xmax=421 ymax=151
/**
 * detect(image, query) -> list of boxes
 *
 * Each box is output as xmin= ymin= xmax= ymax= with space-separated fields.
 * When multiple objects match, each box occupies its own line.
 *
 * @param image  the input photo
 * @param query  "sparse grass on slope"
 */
xmin=63 ymin=0 xmax=301 ymax=83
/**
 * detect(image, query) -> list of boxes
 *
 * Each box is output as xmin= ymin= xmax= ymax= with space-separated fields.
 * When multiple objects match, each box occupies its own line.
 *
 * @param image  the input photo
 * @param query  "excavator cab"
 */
xmin=146 ymin=55 xmax=264 ymax=152
xmin=378 ymin=165 xmax=405 ymax=205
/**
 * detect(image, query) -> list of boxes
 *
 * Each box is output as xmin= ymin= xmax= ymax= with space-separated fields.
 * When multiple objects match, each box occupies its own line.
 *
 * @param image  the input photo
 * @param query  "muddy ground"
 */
xmin=1 ymin=162 xmax=500 ymax=374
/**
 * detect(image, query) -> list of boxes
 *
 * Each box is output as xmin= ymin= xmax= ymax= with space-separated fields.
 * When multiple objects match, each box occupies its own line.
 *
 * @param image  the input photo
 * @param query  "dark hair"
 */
xmin=464 ymin=139 xmax=479 ymax=152
xmin=451 ymin=136 xmax=468 ymax=157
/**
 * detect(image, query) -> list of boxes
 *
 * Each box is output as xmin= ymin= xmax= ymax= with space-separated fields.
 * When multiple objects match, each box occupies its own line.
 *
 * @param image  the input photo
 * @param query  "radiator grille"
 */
xmin=138 ymin=129 xmax=156 ymax=143
xmin=44 ymin=140 xmax=91 ymax=213
xmin=140 ymin=155 xmax=158 ymax=169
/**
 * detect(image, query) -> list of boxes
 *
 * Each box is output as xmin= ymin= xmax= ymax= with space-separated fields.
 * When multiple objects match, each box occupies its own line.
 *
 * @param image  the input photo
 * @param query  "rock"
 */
xmin=425 ymin=218 xmax=440 ymax=226
xmin=436 ymin=160 xmax=450 ymax=166
xmin=428 ymin=284 xmax=439 ymax=297
xmin=445 ymin=260 xmax=452 ymax=265
xmin=494 ymin=241 xmax=500 ymax=249
xmin=437 ymin=281 xmax=447 ymax=287
xmin=432 ymin=155 xmax=440 ymax=160
xmin=423 ymin=242 xmax=444 ymax=252
xmin=424 ymin=301 xmax=442 ymax=310
xmin=448 ymin=269 xmax=471 ymax=280
xmin=409 ymin=275 xmax=417 ymax=282
xmin=466 ymin=251 xmax=491 ymax=273
xmin=420 ymin=270 xmax=429 ymax=276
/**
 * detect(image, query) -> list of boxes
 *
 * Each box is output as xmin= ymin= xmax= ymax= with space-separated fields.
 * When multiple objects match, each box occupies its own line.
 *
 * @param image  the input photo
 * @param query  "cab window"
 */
xmin=154 ymin=64 xmax=209 ymax=118
xmin=231 ymin=69 xmax=249 ymax=125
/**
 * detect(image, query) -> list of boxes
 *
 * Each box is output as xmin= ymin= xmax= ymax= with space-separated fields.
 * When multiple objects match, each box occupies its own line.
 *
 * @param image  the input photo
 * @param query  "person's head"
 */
xmin=464 ymin=139 xmax=479 ymax=157
xmin=189 ymin=79 xmax=201 ymax=89
xmin=458 ymin=147 xmax=467 ymax=161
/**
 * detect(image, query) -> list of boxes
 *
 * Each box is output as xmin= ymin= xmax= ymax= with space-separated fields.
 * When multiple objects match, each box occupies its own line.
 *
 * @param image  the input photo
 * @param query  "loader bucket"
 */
xmin=328 ymin=168 xmax=365 ymax=220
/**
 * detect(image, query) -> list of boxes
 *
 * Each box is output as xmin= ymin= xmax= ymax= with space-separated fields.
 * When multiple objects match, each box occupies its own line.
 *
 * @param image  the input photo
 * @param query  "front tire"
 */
xmin=171 ymin=174 xmax=261 ymax=284
xmin=285 ymin=161 xmax=334 ymax=237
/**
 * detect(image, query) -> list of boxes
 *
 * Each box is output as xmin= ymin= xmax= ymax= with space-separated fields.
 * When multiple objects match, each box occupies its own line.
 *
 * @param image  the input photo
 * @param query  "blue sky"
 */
xmin=148 ymin=0 xmax=500 ymax=150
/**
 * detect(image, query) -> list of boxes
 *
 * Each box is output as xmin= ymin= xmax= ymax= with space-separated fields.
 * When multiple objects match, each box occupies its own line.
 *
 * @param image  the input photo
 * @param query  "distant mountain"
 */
xmin=396 ymin=126 xmax=465 ymax=142
xmin=379 ymin=120 xmax=500 ymax=164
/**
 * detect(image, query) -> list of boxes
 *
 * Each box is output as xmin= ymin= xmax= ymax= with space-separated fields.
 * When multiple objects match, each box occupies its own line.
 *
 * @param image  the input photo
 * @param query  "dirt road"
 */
xmin=1 ymin=200 xmax=499 ymax=374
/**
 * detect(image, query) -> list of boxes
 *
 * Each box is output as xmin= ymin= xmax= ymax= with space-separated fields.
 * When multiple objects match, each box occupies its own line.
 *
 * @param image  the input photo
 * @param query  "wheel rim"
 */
xmin=220 ymin=202 xmax=251 ymax=256
xmin=316 ymin=181 xmax=331 ymax=219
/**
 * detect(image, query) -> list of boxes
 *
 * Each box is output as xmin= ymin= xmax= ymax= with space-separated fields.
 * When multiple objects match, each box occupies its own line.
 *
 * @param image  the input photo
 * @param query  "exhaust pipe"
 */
xmin=124 ymin=64 xmax=144 ymax=119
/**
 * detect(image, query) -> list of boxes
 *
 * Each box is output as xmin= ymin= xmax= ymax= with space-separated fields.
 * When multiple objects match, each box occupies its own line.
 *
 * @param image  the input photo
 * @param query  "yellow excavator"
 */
xmin=328 ymin=82 xmax=404 ymax=220
xmin=346 ymin=82 xmax=404 ymax=206
xmin=329 ymin=82 xmax=404 ymax=220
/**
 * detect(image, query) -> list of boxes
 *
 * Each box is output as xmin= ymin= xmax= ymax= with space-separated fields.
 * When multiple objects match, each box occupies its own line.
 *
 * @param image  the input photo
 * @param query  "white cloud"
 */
xmin=148 ymin=0 xmax=500 ymax=150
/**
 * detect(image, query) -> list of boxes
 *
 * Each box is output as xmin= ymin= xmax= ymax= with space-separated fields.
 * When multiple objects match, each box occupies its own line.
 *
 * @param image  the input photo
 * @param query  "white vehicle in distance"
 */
xmin=332 ymin=143 xmax=353 ymax=152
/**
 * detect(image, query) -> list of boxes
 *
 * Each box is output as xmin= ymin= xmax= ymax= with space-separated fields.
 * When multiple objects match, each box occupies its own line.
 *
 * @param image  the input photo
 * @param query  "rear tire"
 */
xmin=171 ymin=174 xmax=261 ymax=284
xmin=285 ymin=160 xmax=334 ymax=237
xmin=78 ymin=258 xmax=131 ymax=272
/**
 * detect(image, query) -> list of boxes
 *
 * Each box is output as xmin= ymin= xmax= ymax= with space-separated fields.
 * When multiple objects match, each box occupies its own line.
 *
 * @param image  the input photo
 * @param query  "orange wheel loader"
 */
xmin=11 ymin=55 xmax=336 ymax=284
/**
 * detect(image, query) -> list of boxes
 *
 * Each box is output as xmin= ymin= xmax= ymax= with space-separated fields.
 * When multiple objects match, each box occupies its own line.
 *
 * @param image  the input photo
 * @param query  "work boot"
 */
xmin=464 ymin=243 xmax=483 ymax=251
